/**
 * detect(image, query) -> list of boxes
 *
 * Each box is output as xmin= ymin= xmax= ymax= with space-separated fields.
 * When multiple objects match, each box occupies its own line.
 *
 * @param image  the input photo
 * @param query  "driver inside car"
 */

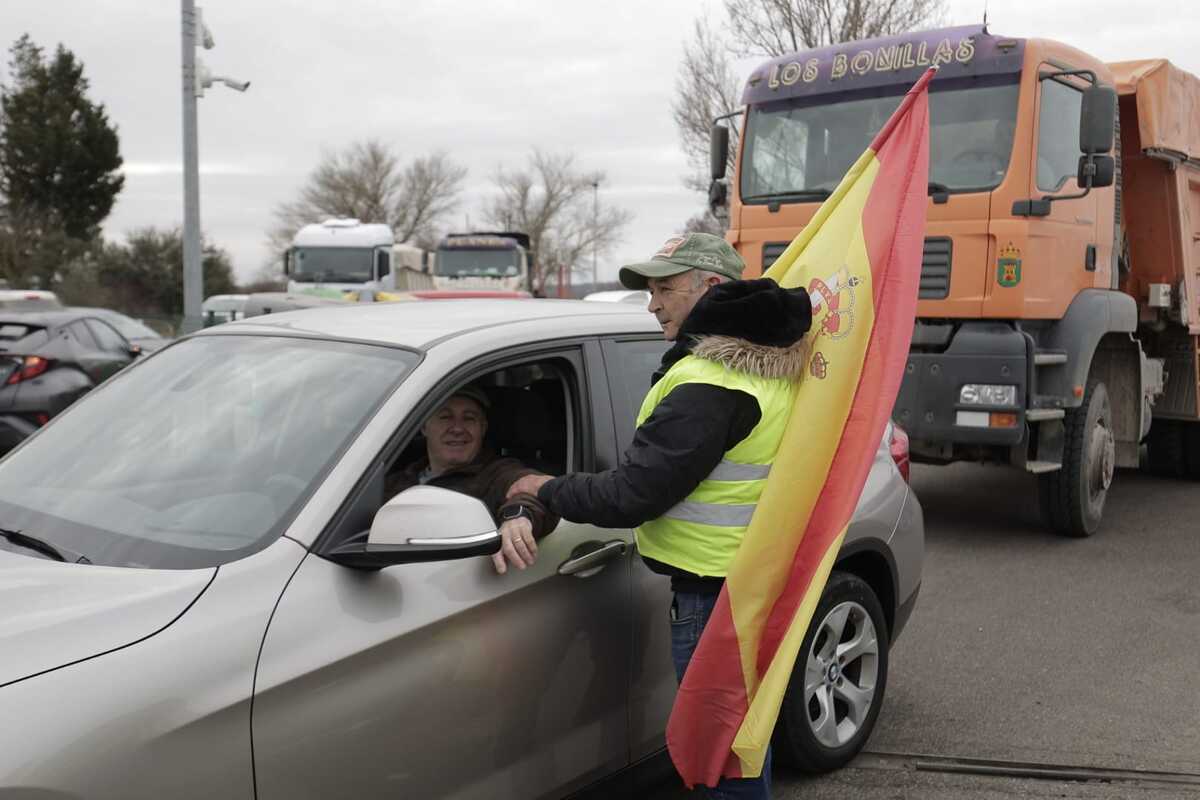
xmin=384 ymin=385 xmax=558 ymax=574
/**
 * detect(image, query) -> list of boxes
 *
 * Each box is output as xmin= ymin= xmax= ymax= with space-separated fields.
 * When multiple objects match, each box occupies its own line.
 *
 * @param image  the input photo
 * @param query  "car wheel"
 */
xmin=772 ymin=570 xmax=889 ymax=773
xmin=1037 ymin=381 xmax=1113 ymax=537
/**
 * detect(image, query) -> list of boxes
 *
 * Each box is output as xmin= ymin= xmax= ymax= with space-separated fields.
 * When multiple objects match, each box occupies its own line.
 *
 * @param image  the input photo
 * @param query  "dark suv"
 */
xmin=0 ymin=310 xmax=140 ymax=453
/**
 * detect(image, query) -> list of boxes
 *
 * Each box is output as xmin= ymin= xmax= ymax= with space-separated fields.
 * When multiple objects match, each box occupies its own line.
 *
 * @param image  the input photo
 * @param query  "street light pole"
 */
xmin=591 ymin=179 xmax=599 ymax=292
xmin=179 ymin=3 xmax=248 ymax=334
xmin=180 ymin=0 xmax=203 ymax=334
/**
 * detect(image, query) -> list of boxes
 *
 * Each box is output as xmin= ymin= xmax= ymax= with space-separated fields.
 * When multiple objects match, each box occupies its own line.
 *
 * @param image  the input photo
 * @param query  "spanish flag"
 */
xmin=666 ymin=67 xmax=934 ymax=786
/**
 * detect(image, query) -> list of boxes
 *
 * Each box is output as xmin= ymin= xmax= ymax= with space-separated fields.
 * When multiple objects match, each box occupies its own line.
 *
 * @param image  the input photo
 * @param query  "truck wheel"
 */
xmin=772 ymin=571 xmax=889 ymax=773
xmin=1146 ymin=419 xmax=1186 ymax=478
xmin=1037 ymin=381 xmax=1113 ymax=537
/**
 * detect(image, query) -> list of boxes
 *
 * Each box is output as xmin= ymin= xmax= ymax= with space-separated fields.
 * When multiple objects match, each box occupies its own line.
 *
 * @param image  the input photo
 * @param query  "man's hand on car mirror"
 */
xmin=493 ymin=517 xmax=536 ymax=574
xmin=506 ymin=474 xmax=552 ymax=500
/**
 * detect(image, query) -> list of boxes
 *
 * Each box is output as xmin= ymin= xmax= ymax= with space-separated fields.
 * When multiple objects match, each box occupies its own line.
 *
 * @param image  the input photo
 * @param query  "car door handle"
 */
xmin=558 ymin=539 xmax=627 ymax=577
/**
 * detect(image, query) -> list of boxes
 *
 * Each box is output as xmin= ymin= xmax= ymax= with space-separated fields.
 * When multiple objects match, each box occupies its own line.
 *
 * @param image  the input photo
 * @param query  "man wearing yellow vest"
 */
xmin=507 ymin=232 xmax=811 ymax=799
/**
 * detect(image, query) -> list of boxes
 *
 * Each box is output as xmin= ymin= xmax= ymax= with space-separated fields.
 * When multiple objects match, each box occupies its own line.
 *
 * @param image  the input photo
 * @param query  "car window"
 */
xmin=85 ymin=319 xmax=129 ymax=353
xmin=1037 ymin=76 xmax=1084 ymax=192
xmin=68 ymin=320 xmax=99 ymax=348
xmin=101 ymin=313 xmax=162 ymax=340
xmin=601 ymin=338 xmax=669 ymax=445
xmin=323 ymin=353 xmax=584 ymax=551
xmin=0 ymin=323 xmax=42 ymax=343
xmin=0 ymin=335 xmax=418 ymax=569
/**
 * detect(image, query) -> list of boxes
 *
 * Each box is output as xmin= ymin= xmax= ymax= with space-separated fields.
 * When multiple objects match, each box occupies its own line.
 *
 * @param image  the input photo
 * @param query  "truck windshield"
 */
xmin=436 ymin=248 xmax=521 ymax=278
xmin=741 ymin=80 xmax=1020 ymax=201
xmin=292 ymin=247 xmax=374 ymax=283
xmin=0 ymin=335 xmax=416 ymax=569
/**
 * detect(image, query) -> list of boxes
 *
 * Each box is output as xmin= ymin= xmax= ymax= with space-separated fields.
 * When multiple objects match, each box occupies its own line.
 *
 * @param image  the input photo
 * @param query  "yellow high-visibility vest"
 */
xmin=634 ymin=353 xmax=797 ymax=577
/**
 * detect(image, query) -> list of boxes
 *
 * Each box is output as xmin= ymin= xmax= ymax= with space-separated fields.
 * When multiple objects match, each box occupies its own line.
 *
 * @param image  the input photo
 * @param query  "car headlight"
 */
xmin=959 ymin=383 xmax=1017 ymax=406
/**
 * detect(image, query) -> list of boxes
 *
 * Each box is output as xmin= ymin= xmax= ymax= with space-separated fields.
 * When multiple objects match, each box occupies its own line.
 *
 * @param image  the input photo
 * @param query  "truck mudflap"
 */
xmin=894 ymin=321 xmax=1028 ymax=450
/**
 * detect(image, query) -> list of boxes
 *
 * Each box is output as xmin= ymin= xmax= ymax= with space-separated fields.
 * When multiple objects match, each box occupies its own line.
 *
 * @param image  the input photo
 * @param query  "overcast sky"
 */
xmin=1 ymin=0 xmax=1197 ymax=283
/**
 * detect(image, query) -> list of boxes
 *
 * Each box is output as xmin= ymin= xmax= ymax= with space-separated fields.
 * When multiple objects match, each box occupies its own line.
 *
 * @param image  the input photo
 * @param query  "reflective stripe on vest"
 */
xmin=633 ymin=353 xmax=795 ymax=577
xmin=706 ymin=458 xmax=772 ymax=482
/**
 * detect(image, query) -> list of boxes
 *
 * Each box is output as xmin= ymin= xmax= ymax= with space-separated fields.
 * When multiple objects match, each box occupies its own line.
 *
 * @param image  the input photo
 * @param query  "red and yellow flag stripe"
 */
xmin=666 ymin=66 xmax=934 ymax=787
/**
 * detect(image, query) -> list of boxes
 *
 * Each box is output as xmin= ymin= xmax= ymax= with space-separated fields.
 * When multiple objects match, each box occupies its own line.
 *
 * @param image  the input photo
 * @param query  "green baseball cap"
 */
xmin=619 ymin=232 xmax=745 ymax=290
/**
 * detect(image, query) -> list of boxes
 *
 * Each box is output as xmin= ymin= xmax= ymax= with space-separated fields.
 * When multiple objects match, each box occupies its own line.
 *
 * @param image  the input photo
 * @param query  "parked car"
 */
xmin=0 ymin=289 xmax=62 ymax=311
xmin=68 ymin=307 xmax=172 ymax=353
xmin=0 ymin=300 xmax=923 ymax=799
xmin=0 ymin=309 xmax=141 ymax=454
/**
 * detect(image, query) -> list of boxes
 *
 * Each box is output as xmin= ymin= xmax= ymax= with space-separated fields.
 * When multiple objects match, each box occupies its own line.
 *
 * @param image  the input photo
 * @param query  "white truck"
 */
xmin=432 ymin=232 xmax=532 ymax=293
xmin=282 ymin=219 xmax=432 ymax=296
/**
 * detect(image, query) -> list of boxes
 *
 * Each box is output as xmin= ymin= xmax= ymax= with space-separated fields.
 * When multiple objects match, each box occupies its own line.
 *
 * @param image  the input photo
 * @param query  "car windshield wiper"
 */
xmin=0 ymin=526 xmax=91 ymax=564
xmin=744 ymin=189 xmax=833 ymax=203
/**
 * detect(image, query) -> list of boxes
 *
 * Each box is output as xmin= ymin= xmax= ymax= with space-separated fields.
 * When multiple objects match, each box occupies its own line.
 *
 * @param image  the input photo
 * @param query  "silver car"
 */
xmin=0 ymin=300 xmax=922 ymax=799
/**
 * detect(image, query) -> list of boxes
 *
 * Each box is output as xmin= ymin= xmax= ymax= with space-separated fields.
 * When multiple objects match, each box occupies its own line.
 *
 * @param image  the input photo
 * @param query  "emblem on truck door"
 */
xmin=997 ymin=242 xmax=1022 ymax=287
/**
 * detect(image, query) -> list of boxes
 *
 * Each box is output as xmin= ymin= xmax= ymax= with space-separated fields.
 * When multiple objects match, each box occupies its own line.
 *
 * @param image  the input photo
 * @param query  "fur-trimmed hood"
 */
xmin=690 ymin=334 xmax=809 ymax=381
xmin=653 ymin=278 xmax=812 ymax=384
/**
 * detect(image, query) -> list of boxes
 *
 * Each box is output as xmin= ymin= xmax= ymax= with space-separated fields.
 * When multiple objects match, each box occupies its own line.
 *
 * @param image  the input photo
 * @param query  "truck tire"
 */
xmin=1037 ymin=381 xmax=1114 ymax=537
xmin=1146 ymin=419 xmax=1186 ymax=478
xmin=772 ymin=571 xmax=889 ymax=773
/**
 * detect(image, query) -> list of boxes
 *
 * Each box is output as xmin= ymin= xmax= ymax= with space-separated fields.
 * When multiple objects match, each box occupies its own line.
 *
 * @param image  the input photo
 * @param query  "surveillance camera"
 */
xmin=217 ymin=76 xmax=251 ymax=92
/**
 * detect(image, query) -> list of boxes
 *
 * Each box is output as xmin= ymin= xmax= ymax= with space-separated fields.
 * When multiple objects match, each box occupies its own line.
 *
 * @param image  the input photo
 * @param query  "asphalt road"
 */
xmin=652 ymin=462 xmax=1200 ymax=798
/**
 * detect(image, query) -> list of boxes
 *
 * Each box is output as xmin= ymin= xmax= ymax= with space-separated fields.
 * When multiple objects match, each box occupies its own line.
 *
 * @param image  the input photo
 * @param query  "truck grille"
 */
xmin=762 ymin=242 xmax=788 ymax=270
xmin=920 ymin=237 xmax=952 ymax=299
xmin=764 ymin=238 xmax=951 ymax=298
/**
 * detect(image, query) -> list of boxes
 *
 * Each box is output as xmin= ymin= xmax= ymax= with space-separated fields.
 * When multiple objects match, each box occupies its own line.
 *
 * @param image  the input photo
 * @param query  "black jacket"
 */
xmin=538 ymin=278 xmax=811 ymax=591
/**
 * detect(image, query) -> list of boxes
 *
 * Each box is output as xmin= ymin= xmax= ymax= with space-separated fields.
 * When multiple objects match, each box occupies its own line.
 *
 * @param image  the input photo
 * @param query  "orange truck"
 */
xmin=711 ymin=25 xmax=1200 ymax=536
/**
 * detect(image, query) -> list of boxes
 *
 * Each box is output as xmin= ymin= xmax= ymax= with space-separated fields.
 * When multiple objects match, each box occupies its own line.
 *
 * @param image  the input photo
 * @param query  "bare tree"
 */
xmin=724 ymin=0 xmax=947 ymax=57
xmin=672 ymin=0 xmax=946 ymax=221
xmin=671 ymin=18 xmax=743 ymax=193
xmin=268 ymin=140 xmax=466 ymax=255
xmin=485 ymin=151 xmax=632 ymax=295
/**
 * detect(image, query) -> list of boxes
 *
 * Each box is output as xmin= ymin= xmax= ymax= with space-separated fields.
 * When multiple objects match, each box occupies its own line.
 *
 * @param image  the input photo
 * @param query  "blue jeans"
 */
xmin=670 ymin=591 xmax=772 ymax=800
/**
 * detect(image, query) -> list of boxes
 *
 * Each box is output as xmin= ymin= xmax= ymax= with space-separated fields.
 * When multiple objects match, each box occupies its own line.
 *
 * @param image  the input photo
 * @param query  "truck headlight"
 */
xmin=959 ymin=384 xmax=1017 ymax=406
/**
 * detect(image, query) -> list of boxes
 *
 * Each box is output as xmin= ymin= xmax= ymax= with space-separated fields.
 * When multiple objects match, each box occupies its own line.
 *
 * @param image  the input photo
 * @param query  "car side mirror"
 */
xmin=326 ymin=485 xmax=501 ymax=570
xmin=128 ymin=344 xmax=143 ymax=358
xmin=1078 ymin=154 xmax=1115 ymax=188
xmin=1079 ymin=85 xmax=1116 ymax=154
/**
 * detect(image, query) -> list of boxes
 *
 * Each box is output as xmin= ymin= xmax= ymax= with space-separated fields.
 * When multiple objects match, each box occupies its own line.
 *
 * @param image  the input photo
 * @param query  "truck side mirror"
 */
xmin=1077 ymin=154 xmax=1115 ymax=188
xmin=375 ymin=250 xmax=390 ymax=283
xmin=281 ymin=249 xmax=291 ymax=276
xmin=1079 ymin=85 xmax=1116 ymax=154
xmin=710 ymin=124 xmax=730 ymax=181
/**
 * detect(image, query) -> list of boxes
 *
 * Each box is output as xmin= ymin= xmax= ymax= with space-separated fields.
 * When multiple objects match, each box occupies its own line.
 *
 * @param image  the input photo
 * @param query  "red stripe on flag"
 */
xmin=869 ymin=67 xmax=936 ymax=153
xmin=666 ymin=590 xmax=747 ymax=783
xmin=754 ymin=72 xmax=931 ymax=680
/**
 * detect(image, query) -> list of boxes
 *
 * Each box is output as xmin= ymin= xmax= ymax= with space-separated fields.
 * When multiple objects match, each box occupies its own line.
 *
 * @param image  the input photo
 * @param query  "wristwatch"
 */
xmin=500 ymin=504 xmax=532 ymax=523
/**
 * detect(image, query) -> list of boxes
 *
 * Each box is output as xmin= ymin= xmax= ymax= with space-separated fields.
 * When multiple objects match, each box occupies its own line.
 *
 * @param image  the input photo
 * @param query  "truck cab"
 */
xmin=283 ymin=219 xmax=404 ymax=296
xmin=721 ymin=25 xmax=1200 ymax=536
xmin=432 ymin=232 xmax=532 ymax=293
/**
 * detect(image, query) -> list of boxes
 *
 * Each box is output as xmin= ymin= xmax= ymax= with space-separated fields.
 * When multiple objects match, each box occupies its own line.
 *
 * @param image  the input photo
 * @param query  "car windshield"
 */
xmin=436 ymin=248 xmax=521 ymax=278
xmin=741 ymin=79 xmax=1020 ymax=200
xmin=0 ymin=335 xmax=416 ymax=569
xmin=292 ymin=247 xmax=374 ymax=283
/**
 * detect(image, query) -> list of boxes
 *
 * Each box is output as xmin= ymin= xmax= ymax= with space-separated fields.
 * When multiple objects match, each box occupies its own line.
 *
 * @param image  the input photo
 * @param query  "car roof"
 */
xmin=0 ymin=309 xmax=98 ymax=326
xmin=202 ymin=298 xmax=660 ymax=349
